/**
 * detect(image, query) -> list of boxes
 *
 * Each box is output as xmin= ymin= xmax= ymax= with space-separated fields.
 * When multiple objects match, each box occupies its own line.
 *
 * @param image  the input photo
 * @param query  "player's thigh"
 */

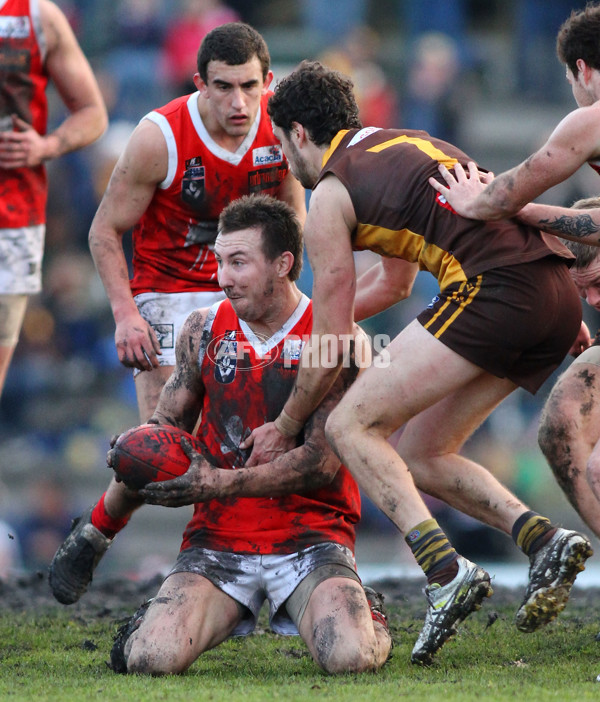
xmin=332 ymin=319 xmax=486 ymax=435
xmin=128 ymin=572 xmax=242 ymax=662
xmin=398 ymin=372 xmax=517 ymax=458
xmin=134 ymin=365 xmax=175 ymax=422
xmin=298 ymin=577 xmax=375 ymax=657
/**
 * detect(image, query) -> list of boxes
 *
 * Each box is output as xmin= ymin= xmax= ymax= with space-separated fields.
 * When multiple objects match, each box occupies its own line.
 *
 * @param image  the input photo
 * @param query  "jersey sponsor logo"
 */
xmin=252 ymin=144 xmax=283 ymax=166
xmin=181 ymin=156 xmax=205 ymax=207
xmin=0 ymin=16 xmax=30 ymax=39
xmin=248 ymin=165 xmax=287 ymax=193
xmin=0 ymin=47 xmax=30 ymax=73
xmin=150 ymin=323 xmax=174 ymax=349
xmin=427 ymin=294 xmax=440 ymax=309
xmin=347 ymin=126 xmax=381 ymax=147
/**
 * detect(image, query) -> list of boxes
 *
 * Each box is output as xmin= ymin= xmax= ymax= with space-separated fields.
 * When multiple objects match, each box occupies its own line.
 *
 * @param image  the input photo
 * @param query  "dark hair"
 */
xmin=197 ymin=23 xmax=270 ymax=83
xmin=268 ymin=60 xmax=362 ymax=146
xmin=557 ymin=2 xmax=600 ymax=77
xmin=560 ymin=195 xmax=600 ymax=267
xmin=218 ymin=195 xmax=303 ymax=281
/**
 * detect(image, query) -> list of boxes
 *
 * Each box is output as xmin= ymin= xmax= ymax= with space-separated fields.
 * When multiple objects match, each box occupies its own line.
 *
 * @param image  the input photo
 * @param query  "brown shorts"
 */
xmin=417 ymin=257 xmax=581 ymax=393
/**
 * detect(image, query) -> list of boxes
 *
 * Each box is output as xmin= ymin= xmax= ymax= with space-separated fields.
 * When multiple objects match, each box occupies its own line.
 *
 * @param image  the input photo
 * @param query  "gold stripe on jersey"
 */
xmin=366 ymin=135 xmax=459 ymax=168
xmin=321 ymin=129 xmax=350 ymax=169
xmin=355 ymin=223 xmax=468 ymax=289
xmin=424 ymin=275 xmax=483 ymax=338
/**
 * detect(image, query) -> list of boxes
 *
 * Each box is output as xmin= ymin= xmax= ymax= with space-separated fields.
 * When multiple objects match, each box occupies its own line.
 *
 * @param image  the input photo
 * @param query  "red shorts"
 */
xmin=417 ymin=257 xmax=581 ymax=393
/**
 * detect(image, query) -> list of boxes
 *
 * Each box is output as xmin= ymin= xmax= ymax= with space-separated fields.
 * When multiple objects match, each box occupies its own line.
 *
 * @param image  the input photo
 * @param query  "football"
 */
xmin=110 ymin=423 xmax=204 ymax=490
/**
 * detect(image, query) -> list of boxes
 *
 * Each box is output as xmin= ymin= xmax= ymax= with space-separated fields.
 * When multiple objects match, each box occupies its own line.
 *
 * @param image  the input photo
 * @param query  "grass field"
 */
xmin=2 ymin=573 xmax=600 ymax=702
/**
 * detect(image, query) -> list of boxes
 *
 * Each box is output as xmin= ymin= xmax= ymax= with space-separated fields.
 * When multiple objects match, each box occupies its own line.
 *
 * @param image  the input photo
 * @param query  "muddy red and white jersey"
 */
xmin=0 ymin=0 xmax=48 ymax=229
xmin=130 ymin=91 xmax=290 ymax=297
xmin=181 ymin=295 xmax=361 ymax=555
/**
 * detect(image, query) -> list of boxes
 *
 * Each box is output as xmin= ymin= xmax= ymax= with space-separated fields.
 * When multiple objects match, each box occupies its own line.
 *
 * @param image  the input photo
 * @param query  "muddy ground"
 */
xmin=1 ymin=570 xmax=599 ymax=628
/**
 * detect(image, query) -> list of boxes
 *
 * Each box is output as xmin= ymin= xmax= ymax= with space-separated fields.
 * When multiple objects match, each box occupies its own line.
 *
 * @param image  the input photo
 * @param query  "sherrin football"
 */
xmin=110 ymin=423 xmax=204 ymax=490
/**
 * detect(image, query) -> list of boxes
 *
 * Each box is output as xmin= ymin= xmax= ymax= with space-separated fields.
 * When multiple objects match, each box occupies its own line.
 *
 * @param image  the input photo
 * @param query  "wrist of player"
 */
xmin=274 ymin=408 xmax=304 ymax=438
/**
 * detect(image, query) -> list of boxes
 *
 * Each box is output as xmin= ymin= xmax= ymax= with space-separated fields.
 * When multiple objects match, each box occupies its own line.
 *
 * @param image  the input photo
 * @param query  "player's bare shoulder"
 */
xmin=39 ymin=0 xmax=70 ymax=51
xmin=116 ymin=119 xmax=169 ymax=186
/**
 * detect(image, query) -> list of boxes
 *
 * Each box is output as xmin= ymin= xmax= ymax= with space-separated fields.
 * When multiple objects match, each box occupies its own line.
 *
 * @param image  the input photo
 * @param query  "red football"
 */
xmin=110 ymin=423 xmax=204 ymax=490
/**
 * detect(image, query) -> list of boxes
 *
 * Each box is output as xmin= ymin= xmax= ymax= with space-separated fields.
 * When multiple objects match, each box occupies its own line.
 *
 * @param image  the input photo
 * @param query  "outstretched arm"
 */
xmin=517 ymin=202 xmax=600 ymax=246
xmin=429 ymin=104 xmax=600 ymax=220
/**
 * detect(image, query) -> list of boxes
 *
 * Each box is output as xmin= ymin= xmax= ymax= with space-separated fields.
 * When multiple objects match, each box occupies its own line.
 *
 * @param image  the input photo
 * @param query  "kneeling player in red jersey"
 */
xmin=105 ymin=195 xmax=391 ymax=675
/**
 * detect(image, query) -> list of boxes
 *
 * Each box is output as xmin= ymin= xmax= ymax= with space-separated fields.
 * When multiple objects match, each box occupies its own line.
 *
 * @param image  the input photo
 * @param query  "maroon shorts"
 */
xmin=417 ymin=257 xmax=581 ymax=393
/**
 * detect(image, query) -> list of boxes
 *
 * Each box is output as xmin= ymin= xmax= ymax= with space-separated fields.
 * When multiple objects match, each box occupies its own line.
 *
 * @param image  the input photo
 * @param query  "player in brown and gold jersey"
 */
xmin=241 ymin=60 xmax=593 ymax=666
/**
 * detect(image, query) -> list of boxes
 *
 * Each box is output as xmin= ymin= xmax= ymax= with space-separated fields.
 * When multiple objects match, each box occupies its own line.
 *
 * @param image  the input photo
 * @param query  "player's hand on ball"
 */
xmin=139 ymin=437 xmax=223 ymax=507
xmin=106 ymin=435 xmax=122 ymax=479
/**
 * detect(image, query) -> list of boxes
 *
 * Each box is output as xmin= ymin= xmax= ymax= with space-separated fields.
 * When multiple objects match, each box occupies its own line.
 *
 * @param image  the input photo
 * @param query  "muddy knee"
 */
xmin=538 ymin=406 xmax=576 ymax=472
xmin=126 ymin=637 xmax=190 ymax=676
xmin=311 ymin=615 xmax=378 ymax=674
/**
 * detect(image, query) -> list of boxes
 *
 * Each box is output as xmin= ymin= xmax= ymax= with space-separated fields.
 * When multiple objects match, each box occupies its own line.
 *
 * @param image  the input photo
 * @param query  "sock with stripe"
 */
xmin=406 ymin=518 xmax=459 ymax=586
xmin=512 ymin=510 xmax=556 ymax=557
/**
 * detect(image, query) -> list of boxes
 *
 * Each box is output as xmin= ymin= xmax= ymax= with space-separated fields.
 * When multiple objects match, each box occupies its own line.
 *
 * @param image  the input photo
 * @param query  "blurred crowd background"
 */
xmin=1 ymin=0 xmax=599 ymax=580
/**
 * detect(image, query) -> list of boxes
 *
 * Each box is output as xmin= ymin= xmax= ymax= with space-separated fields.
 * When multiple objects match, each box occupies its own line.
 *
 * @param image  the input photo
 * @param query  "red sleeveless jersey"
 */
xmin=130 ymin=92 xmax=290 ymax=296
xmin=181 ymin=296 xmax=361 ymax=554
xmin=0 ymin=0 xmax=48 ymax=227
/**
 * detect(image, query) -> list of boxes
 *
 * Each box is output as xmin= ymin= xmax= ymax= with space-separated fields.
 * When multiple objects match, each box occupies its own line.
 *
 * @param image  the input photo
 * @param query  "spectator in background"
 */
xmin=298 ymin=0 xmax=367 ymax=48
xmin=397 ymin=0 xmax=467 ymax=42
xmin=402 ymin=32 xmax=464 ymax=145
xmin=115 ymin=0 xmax=166 ymax=48
xmin=102 ymin=0 xmax=171 ymax=122
xmin=13 ymin=477 xmax=72 ymax=572
xmin=0 ymin=0 xmax=107 ymax=401
xmin=161 ymin=0 xmax=240 ymax=95
xmin=514 ymin=0 xmax=587 ymax=102
xmin=319 ymin=26 xmax=398 ymax=128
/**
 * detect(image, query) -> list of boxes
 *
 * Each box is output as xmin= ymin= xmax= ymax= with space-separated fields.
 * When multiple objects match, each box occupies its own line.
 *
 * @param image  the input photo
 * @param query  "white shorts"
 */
xmin=168 ymin=542 xmax=359 ymax=636
xmin=0 ymin=225 xmax=45 ymax=294
xmin=134 ymin=290 xmax=225 ymax=370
